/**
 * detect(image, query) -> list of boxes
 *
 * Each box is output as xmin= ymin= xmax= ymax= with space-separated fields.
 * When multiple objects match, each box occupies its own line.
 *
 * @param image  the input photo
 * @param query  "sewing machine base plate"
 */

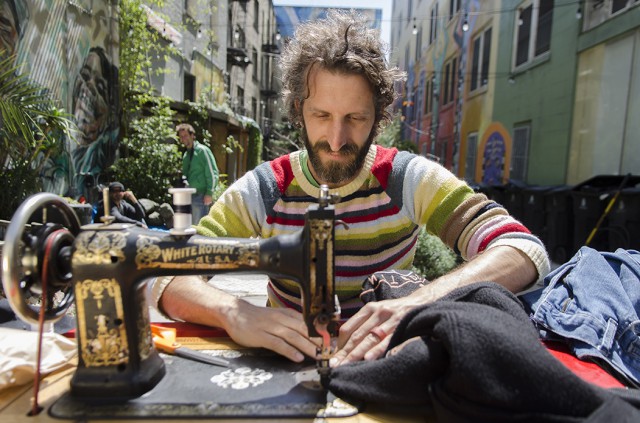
xmin=49 ymin=348 xmax=359 ymax=419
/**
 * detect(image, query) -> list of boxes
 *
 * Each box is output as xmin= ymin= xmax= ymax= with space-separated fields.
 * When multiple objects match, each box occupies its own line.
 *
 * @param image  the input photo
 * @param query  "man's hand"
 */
xmin=159 ymin=276 xmax=318 ymax=362
xmin=332 ymin=246 xmax=539 ymax=366
xmin=224 ymin=301 xmax=319 ymax=362
xmin=203 ymin=194 xmax=213 ymax=206
xmin=331 ymin=296 xmax=422 ymax=365
xmin=124 ymin=190 xmax=138 ymax=203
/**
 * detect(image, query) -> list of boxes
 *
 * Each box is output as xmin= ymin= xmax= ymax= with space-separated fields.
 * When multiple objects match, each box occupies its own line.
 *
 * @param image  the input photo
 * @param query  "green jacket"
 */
xmin=182 ymin=141 xmax=219 ymax=197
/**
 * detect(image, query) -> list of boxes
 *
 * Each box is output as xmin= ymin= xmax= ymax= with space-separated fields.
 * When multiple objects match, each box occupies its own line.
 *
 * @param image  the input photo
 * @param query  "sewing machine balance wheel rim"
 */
xmin=1 ymin=192 xmax=80 ymax=324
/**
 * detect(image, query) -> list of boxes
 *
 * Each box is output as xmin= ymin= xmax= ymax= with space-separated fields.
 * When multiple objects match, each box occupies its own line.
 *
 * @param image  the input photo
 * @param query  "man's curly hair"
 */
xmin=279 ymin=9 xmax=405 ymax=139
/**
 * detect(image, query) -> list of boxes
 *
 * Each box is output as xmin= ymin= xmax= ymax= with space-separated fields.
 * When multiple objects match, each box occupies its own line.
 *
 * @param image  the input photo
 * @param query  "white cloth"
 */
xmin=0 ymin=328 xmax=77 ymax=390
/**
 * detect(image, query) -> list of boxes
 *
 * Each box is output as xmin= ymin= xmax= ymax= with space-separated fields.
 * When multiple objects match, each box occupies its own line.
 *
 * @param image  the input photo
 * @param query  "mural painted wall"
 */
xmin=1 ymin=0 xmax=119 ymax=200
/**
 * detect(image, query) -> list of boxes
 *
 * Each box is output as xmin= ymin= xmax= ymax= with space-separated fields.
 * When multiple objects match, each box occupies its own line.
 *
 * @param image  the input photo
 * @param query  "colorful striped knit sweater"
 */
xmin=197 ymin=145 xmax=550 ymax=318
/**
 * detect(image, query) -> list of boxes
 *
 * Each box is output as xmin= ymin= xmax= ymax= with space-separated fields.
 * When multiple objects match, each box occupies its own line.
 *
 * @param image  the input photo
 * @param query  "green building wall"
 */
xmin=492 ymin=2 xmax=580 ymax=186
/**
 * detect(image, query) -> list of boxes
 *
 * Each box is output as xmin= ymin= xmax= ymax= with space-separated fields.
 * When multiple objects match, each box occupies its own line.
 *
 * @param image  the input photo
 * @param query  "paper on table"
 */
xmin=0 ymin=328 xmax=77 ymax=391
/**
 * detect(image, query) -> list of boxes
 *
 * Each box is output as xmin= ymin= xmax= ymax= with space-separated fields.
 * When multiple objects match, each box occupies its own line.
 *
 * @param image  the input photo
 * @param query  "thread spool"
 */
xmin=168 ymin=187 xmax=197 ymax=236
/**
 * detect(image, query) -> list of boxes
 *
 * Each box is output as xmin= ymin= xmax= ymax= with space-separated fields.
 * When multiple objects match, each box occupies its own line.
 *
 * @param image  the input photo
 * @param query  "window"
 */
xmin=465 ymin=132 xmax=478 ymax=181
xmin=513 ymin=0 xmax=553 ymax=69
xmin=184 ymin=72 xmax=195 ymax=101
xmin=449 ymin=0 xmax=461 ymax=20
xmin=254 ymin=1 xmax=259 ymax=30
xmin=449 ymin=57 xmax=457 ymax=104
xmin=584 ymin=0 xmax=638 ymax=30
xmin=470 ymin=27 xmax=491 ymax=92
xmin=612 ymin=0 xmax=629 ymax=14
xmin=424 ymin=77 xmax=432 ymax=115
xmin=252 ymin=48 xmax=258 ymax=79
xmin=511 ymin=125 xmax=531 ymax=182
xmin=429 ymin=4 xmax=438 ymax=45
xmin=415 ymin=27 xmax=422 ymax=63
xmin=443 ymin=62 xmax=450 ymax=105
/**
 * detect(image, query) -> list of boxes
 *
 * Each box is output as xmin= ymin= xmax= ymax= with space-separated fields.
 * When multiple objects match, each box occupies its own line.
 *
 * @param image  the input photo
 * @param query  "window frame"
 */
xmin=470 ymin=26 xmax=492 ymax=93
xmin=512 ymin=0 xmax=553 ymax=71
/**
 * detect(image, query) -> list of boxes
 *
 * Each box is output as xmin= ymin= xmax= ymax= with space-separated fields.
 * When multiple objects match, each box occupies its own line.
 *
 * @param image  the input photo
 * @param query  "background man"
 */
xmin=96 ymin=182 xmax=146 ymax=227
xmin=176 ymin=123 xmax=218 ymax=224
xmin=152 ymin=11 xmax=549 ymax=366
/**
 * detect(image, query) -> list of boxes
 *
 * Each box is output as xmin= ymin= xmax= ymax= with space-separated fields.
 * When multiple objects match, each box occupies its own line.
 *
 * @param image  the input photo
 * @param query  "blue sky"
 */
xmin=272 ymin=0 xmax=393 ymax=47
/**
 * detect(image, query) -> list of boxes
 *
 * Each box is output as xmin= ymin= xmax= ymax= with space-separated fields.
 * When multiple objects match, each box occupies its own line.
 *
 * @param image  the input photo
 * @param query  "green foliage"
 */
xmin=211 ymin=174 xmax=228 ymax=203
xmin=376 ymin=113 xmax=418 ymax=153
xmin=412 ymin=227 xmax=461 ymax=280
xmin=113 ymin=1 xmax=182 ymax=204
xmin=109 ymin=95 xmax=181 ymax=203
xmin=0 ymin=54 xmax=76 ymax=219
xmin=265 ymin=122 xmax=302 ymax=161
xmin=239 ymin=117 xmax=263 ymax=169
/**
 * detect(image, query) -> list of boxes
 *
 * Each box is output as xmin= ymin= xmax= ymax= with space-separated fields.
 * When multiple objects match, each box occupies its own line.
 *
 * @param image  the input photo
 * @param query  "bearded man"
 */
xmin=150 ymin=10 xmax=549 ymax=366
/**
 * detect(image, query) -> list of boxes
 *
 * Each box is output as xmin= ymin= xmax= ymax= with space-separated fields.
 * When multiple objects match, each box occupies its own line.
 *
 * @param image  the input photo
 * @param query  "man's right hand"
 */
xmin=159 ymin=275 xmax=318 ymax=362
xmin=224 ymin=301 xmax=319 ymax=362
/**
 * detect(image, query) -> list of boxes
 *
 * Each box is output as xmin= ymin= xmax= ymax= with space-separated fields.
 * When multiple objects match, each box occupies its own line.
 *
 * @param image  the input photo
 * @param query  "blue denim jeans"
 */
xmin=191 ymin=194 xmax=210 ymax=225
xmin=522 ymin=247 xmax=640 ymax=386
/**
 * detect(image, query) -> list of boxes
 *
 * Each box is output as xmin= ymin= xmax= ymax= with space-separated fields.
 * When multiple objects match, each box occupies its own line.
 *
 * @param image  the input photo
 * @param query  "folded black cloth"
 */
xmin=329 ymin=282 xmax=640 ymax=422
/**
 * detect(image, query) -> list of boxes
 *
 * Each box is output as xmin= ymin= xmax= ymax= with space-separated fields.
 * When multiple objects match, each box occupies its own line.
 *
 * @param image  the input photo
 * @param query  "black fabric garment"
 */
xmin=328 ymin=282 xmax=640 ymax=422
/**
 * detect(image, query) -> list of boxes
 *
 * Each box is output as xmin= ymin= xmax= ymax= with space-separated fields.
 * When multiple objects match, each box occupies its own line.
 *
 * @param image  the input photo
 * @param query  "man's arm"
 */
xmin=332 ymin=245 xmax=538 ymax=365
xmin=158 ymin=276 xmax=319 ymax=362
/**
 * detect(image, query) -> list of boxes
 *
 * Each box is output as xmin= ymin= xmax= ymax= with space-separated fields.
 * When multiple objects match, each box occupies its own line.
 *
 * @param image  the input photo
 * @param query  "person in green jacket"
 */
xmin=176 ymin=123 xmax=219 ymax=223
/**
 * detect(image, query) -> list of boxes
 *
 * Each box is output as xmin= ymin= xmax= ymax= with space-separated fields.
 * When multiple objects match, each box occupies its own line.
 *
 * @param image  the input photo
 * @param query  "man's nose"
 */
xmin=327 ymin=121 xmax=348 ymax=152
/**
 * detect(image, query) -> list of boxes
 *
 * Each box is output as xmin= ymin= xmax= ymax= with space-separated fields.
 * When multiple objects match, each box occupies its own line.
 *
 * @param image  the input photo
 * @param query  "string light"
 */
xmin=576 ymin=6 xmax=582 ymax=19
xmin=412 ymin=18 xmax=418 ymax=35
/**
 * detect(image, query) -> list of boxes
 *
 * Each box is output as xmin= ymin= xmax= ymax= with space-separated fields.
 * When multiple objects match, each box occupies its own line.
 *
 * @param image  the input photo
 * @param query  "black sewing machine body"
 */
xmin=2 ymin=190 xmax=338 ymax=401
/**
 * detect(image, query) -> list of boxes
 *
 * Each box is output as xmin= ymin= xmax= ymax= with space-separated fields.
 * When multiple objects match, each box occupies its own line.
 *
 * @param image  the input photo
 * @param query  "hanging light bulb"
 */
xmin=412 ymin=24 xmax=418 ymax=35
xmin=275 ymin=28 xmax=281 ymax=41
xmin=576 ymin=6 xmax=582 ymax=20
xmin=462 ymin=19 xmax=469 ymax=32
xmin=234 ymin=29 xmax=240 ymax=40
xmin=197 ymin=28 xmax=203 ymax=39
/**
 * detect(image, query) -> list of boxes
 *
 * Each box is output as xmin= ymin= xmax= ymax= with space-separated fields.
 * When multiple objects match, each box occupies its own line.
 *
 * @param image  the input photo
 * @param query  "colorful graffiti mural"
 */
xmin=2 ymin=0 xmax=119 ymax=200
xmin=477 ymin=122 xmax=511 ymax=185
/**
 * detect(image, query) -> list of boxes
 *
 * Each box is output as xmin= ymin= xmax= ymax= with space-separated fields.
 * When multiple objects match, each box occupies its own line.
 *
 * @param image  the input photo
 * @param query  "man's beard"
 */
xmin=302 ymin=127 xmax=374 ymax=186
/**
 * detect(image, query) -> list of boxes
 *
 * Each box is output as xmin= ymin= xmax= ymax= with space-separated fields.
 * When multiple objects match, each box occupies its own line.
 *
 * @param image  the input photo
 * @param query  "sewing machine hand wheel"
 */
xmin=2 ymin=193 xmax=80 ymax=324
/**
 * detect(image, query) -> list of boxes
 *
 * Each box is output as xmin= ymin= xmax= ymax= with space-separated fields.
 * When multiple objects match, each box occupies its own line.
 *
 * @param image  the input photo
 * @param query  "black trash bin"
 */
xmin=486 ymin=184 xmax=507 ymax=206
xmin=570 ymin=175 xmax=640 ymax=255
xmin=521 ymin=185 xmax=555 ymax=239
xmin=502 ymin=180 xmax=528 ymax=223
xmin=544 ymin=185 xmax=574 ymax=264
xmin=608 ymin=187 xmax=640 ymax=251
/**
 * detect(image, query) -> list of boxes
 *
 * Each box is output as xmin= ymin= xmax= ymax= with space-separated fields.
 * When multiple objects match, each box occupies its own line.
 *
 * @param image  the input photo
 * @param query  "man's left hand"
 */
xmin=204 ymin=194 xmax=213 ymax=206
xmin=331 ymin=296 xmax=422 ymax=366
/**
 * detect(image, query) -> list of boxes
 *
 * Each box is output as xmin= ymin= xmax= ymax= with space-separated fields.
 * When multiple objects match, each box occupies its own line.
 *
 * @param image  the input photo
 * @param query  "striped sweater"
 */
xmin=197 ymin=145 xmax=550 ymax=318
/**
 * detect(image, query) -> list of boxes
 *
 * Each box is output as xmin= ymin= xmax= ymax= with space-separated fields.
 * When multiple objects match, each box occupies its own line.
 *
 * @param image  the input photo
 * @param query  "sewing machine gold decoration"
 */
xmin=1 ymin=186 xmax=340 ymax=401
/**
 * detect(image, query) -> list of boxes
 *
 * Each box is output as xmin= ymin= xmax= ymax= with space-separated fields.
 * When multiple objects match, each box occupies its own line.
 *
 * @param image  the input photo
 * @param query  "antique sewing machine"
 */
xmin=1 ymin=186 xmax=340 ymax=401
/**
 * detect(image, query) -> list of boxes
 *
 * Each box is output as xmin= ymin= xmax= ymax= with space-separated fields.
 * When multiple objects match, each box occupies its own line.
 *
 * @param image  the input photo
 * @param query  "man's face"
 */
xmin=178 ymin=129 xmax=195 ymax=149
xmin=109 ymin=188 xmax=124 ymax=202
xmin=0 ymin=2 xmax=19 ymax=60
xmin=301 ymin=67 xmax=376 ymax=188
xmin=73 ymin=51 xmax=110 ymax=146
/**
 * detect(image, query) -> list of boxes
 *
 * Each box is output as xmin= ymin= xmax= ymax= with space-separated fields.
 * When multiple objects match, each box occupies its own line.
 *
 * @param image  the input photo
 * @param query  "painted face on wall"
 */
xmin=73 ymin=50 xmax=110 ymax=146
xmin=0 ymin=1 xmax=19 ymax=60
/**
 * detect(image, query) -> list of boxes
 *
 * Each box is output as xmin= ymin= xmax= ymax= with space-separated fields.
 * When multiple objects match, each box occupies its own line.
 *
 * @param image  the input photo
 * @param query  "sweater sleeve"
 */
xmin=404 ymin=156 xmax=550 ymax=283
xmin=196 ymin=170 xmax=265 ymax=238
